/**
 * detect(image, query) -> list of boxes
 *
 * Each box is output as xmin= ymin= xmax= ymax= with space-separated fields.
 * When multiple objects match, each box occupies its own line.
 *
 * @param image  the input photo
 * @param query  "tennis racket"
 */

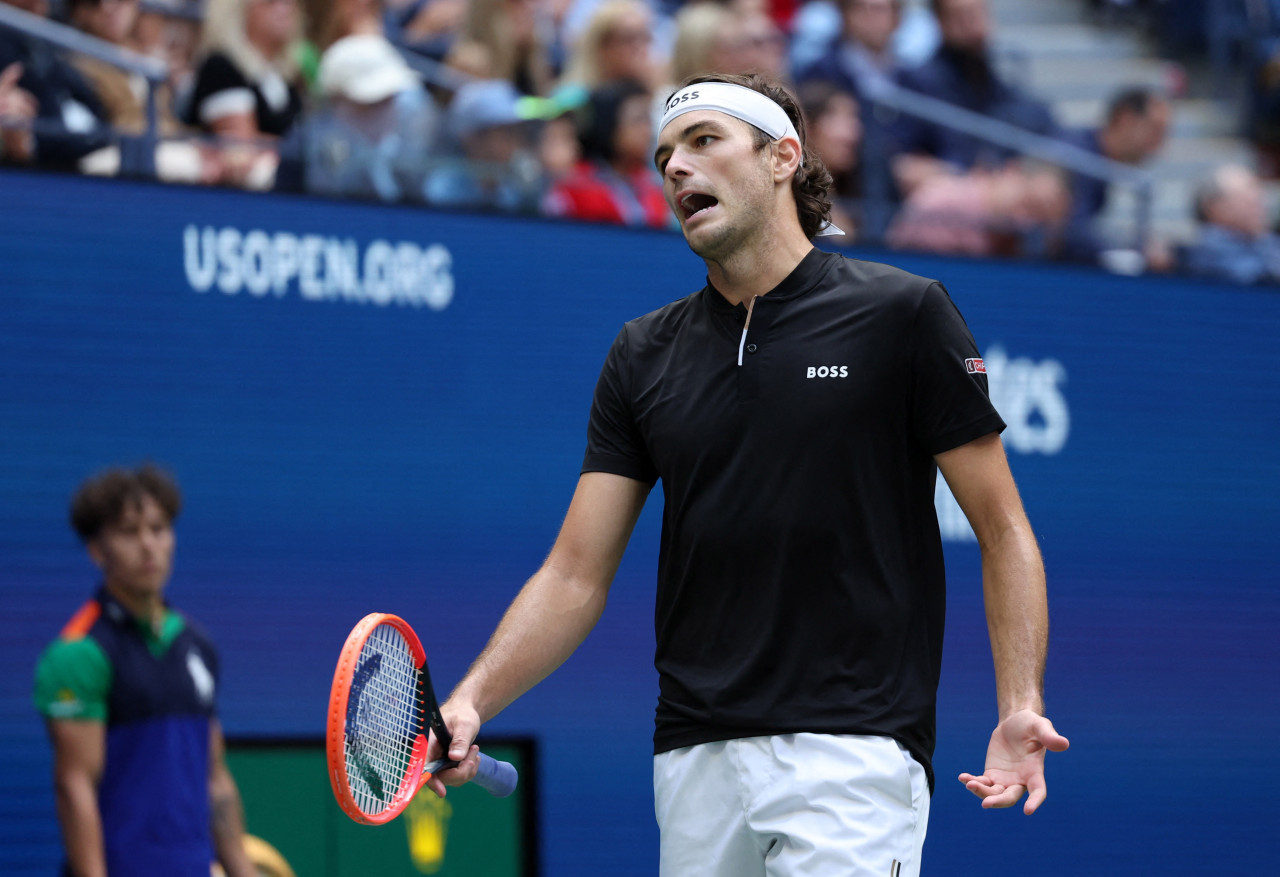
xmin=326 ymin=612 xmax=518 ymax=824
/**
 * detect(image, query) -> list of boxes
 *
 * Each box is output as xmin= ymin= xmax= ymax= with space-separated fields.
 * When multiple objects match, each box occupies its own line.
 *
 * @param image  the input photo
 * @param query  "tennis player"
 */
xmin=431 ymin=72 xmax=1069 ymax=875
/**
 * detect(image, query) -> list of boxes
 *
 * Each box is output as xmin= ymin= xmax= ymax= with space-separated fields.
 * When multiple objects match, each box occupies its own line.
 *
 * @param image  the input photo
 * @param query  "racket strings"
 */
xmin=345 ymin=623 xmax=423 ymax=816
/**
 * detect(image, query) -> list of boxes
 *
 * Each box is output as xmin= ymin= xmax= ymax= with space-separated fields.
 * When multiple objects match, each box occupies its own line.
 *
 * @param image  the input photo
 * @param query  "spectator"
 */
xmin=0 ymin=0 xmax=113 ymax=169
xmin=181 ymin=0 xmax=306 ymax=190
xmin=66 ymin=0 xmax=175 ymax=134
xmin=721 ymin=7 xmax=789 ymax=82
xmin=798 ymin=78 xmax=862 ymax=243
xmin=305 ymin=32 xmax=440 ymax=201
xmin=32 ymin=464 xmax=255 ymax=877
xmin=65 ymin=0 xmax=225 ymax=182
xmin=667 ymin=2 xmax=739 ymax=87
xmin=185 ymin=0 xmax=305 ymax=142
xmin=796 ymin=0 xmax=903 ymax=99
xmin=536 ymin=104 xmax=582 ymax=183
xmin=543 ymin=77 xmax=670 ymax=227
xmin=893 ymin=0 xmax=1057 ymax=186
xmin=1183 ymin=164 xmax=1280 ymax=285
xmin=790 ymin=0 xmax=938 ymax=75
xmin=461 ymin=0 xmax=554 ymax=95
xmin=131 ymin=0 xmax=203 ymax=107
xmin=559 ymin=0 xmax=660 ymax=91
xmin=663 ymin=3 xmax=787 ymax=110
xmin=425 ymin=77 xmax=545 ymax=211
xmin=794 ymin=0 xmax=904 ymax=237
xmin=886 ymin=160 xmax=1071 ymax=258
xmin=1059 ymin=86 xmax=1170 ymax=264
xmin=522 ymin=82 xmax=590 ymax=184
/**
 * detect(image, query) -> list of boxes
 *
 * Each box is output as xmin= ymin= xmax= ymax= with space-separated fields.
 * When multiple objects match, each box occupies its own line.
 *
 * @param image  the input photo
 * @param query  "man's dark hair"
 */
xmin=69 ymin=464 xmax=182 ymax=542
xmin=1105 ymin=87 xmax=1158 ymax=125
xmin=678 ymin=73 xmax=834 ymax=239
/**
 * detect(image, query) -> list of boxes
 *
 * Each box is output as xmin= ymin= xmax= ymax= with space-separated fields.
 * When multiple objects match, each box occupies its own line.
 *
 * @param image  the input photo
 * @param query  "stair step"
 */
xmin=1155 ymin=136 xmax=1256 ymax=167
xmin=1024 ymin=55 xmax=1175 ymax=89
xmin=995 ymin=24 xmax=1147 ymax=58
xmin=987 ymin=0 xmax=1084 ymax=26
xmin=1169 ymin=98 xmax=1242 ymax=138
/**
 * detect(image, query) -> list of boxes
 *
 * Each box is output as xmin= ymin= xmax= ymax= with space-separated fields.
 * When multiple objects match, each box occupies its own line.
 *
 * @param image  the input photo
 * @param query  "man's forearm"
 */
xmin=451 ymin=561 xmax=610 ymax=723
xmin=210 ymin=766 xmax=255 ymax=877
xmin=981 ymin=517 xmax=1049 ymax=719
xmin=55 ymin=776 xmax=107 ymax=877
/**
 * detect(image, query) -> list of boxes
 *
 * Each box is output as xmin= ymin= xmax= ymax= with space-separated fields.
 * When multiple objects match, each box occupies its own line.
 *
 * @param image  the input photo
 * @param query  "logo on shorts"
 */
xmin=965 ymin=357 xmax=986 ymax=374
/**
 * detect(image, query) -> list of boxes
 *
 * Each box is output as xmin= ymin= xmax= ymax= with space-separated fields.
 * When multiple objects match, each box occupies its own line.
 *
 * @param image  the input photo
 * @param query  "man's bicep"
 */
xmin=546 ymin=472 xmax=650 ymax=587
xmin=935 ymin=432 xmax=1031 ymax=547
xmin=47 ymin=718 xmax=106 ymax=784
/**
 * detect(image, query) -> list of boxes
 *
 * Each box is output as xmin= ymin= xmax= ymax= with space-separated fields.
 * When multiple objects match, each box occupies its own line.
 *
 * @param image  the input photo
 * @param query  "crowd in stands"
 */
xmin=2 ymin=0 xmax=1280 ymax=285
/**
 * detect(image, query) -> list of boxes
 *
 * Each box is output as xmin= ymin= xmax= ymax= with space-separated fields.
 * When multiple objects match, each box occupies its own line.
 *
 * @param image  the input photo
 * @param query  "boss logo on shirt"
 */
xmin=806 ymin=365 xmax=848 ymax=378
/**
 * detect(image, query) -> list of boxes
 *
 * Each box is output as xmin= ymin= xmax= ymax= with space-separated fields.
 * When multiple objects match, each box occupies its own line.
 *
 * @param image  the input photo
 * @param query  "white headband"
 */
xmin=660 ymin=82 xmax=800 ymax=144
xmin=658 ymin=82 xmax=845 ymax=238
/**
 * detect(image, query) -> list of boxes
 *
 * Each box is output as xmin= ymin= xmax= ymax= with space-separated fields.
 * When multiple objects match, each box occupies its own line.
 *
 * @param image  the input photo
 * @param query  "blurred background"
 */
xmin=3 ymin=0 xmax=1280 ymax=875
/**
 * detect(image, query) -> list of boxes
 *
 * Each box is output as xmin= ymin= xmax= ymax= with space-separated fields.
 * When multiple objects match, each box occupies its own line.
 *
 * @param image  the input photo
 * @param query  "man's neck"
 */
xmin=705 ymin=228 xmax=814 ymax=306
xmin=105 ymin=584 xmax=166 ymax=633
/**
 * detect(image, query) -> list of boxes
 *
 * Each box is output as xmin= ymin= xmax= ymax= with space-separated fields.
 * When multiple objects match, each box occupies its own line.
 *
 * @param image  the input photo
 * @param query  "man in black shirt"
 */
xmin=430 ymin=72 xmax=1068 ymax=875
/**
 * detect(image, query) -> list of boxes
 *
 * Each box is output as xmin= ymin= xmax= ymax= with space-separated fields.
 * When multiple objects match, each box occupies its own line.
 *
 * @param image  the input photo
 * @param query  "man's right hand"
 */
xmin=422 ymin=700 xmax=483 ymax=797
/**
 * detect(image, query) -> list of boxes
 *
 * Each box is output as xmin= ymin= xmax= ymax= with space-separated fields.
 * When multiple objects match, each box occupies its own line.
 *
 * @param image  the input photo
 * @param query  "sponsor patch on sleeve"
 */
xmin=965 ymin=357 xmax=986 ymax=374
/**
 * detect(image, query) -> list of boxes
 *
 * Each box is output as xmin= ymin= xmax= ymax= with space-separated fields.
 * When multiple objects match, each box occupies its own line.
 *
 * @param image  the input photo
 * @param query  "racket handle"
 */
xmin=474 ymin=753 xmax=519 ymax=798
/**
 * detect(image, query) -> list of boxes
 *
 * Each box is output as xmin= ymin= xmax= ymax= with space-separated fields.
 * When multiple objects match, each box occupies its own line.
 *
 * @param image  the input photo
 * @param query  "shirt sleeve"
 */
xmin=187 ymin=52 xmax=255 ymax=128
xmin=581 ymin=326 xmax=659 ymax=485
xmin=33 ymin=636 xmax=112 ymax=722
xmin=909 ymin=281 xmax=1006 ymax=455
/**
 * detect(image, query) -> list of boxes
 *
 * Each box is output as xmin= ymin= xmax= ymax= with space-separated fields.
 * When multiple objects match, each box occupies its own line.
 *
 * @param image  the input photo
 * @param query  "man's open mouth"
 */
xmin=679 ymin=192 xmax=719 ymax=220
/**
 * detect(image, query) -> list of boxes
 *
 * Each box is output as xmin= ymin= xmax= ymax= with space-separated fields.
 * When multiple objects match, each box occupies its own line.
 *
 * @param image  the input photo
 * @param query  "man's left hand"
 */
xmin=959 ymin=709 xmax=1069 ymax=814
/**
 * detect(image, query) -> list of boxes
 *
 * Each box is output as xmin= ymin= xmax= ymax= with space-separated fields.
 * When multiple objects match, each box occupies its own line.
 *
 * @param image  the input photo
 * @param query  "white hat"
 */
xmin=319 ymin=35 xmax=420 ymax=104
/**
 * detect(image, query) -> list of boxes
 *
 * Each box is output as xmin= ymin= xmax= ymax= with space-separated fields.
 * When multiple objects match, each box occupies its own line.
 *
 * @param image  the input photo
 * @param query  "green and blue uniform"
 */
xmin=34 ymin=587 xmax=220 ymax=877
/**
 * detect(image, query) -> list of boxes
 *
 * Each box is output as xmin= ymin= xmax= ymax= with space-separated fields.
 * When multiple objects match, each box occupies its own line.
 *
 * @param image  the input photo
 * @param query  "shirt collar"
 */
xmin=703 ymin=247 xmax=836 ymax=313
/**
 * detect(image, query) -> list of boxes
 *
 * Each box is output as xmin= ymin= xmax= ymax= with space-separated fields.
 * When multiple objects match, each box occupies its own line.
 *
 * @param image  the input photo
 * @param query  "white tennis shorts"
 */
xmin=654 ymin=733 xmax=930 ymax=877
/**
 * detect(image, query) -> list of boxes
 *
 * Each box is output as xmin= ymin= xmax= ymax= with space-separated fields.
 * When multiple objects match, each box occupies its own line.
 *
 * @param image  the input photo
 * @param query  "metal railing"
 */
xmin=394 ymin=44 xmax=474 ymax=93
xmin=862 ymin=76 xmax=1157 ymax=250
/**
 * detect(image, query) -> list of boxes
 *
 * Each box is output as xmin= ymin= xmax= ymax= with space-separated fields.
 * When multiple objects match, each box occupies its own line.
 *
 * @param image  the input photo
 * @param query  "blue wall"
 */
xmin=2 ymin=169 xmax=1277 ymax=875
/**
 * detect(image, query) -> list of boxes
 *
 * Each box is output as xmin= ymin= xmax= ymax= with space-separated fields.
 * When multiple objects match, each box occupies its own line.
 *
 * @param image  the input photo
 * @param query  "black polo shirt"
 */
xmin=582 ymin=248 xmax=1005 ymax=790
